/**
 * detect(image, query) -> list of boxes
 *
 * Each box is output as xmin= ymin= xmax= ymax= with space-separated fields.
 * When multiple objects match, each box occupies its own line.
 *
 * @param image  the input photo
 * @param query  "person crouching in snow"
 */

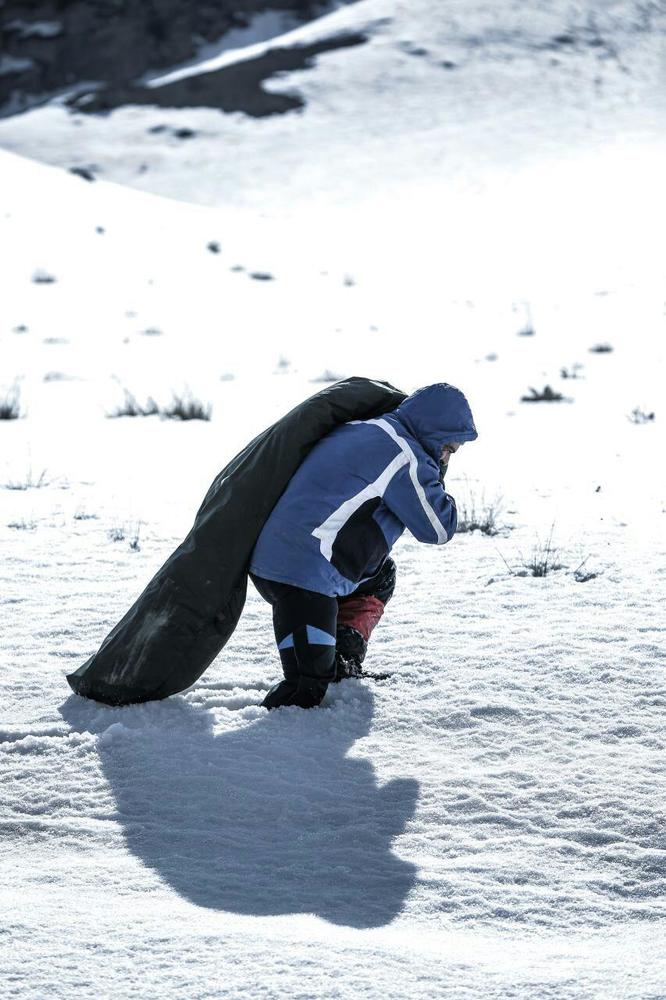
xmin=249 ymin=382 xmax=478 ymax=710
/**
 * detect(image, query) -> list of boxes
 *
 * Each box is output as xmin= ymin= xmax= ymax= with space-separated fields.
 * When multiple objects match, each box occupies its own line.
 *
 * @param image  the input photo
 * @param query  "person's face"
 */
xmin=440 ymin=442 xmax=463 ymax=464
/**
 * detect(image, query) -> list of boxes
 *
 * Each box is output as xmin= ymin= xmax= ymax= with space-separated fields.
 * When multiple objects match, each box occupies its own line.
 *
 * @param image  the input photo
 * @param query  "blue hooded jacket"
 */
xmin=249 ymin=383 xmax=478 ymax=597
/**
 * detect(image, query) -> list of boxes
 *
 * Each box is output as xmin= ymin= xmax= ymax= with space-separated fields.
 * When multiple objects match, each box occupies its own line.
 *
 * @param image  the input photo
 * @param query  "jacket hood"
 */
xmin=392 ymin=383 xmax=478 ymax=462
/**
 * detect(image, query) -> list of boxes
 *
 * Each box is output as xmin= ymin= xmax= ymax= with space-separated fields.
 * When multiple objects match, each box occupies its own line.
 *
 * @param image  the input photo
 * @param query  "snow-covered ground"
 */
xmin=1 ymin=2 xmax=665 ymax=997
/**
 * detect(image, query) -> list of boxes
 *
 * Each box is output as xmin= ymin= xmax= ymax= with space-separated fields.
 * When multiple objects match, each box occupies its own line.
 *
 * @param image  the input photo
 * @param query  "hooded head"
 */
xmin=392 ymin=383 xmax=478 ymax=463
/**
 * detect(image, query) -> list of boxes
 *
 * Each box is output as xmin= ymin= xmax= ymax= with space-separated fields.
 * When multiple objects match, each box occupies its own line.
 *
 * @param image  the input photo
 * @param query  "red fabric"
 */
xmin=336 ymin=594 xmax=385 ymax=642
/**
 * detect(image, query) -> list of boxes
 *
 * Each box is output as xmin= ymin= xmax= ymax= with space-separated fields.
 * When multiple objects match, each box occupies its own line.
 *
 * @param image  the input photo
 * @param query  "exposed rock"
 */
xmin=32 ymin=268 xmax=57 ymax=283
xmin=69 ymin=165 xmax=97 ymax=180
xmin=5 ymin=18 xmax=63 ymax=39
xmin=68 ymin=31 xmax=367 ymax=117
xmin=0 ymin=54 xmax=35 ymax=75
xmin=0 ymin=0 xmax=359 ymax=115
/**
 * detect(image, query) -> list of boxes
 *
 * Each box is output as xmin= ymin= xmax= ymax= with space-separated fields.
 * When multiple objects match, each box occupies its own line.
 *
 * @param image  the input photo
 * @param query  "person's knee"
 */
xmin=373 ymin=557 xmax=397 ymax=605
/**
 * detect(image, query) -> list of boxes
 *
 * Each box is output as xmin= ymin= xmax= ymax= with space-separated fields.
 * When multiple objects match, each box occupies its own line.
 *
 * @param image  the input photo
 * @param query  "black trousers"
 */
xmin=250 ymin=559 xmax=396 ymax=708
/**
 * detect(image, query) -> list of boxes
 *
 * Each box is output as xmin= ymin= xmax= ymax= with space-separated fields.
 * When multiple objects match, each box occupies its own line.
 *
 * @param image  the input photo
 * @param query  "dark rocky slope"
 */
xmin=0 ymin=0 xmax=360 ymax=115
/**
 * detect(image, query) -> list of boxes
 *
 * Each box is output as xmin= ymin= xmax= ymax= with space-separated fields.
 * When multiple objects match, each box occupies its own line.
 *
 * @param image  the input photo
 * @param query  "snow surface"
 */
xmin=1 ymin=1 xmax=665 ymax=997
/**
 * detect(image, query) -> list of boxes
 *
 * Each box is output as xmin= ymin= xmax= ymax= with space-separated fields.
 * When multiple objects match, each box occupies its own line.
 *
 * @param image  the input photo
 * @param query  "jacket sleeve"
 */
xmin=382 ymin=457 xmax=457 ymax=544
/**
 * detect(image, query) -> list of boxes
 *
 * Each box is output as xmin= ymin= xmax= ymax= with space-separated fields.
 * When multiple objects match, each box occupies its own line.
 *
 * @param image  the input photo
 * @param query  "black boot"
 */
xmin=333 ymin=653 xmax=363 ymax=682
xmin=262 ymin=675 xmax=328 ymax=710
xmin=333 ymin=624 xmax=367 ymax=682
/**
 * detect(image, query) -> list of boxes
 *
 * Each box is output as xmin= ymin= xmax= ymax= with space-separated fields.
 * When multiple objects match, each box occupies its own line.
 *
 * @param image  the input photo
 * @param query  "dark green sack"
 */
xmin=67 ymin=377 xmax=406 ymax=705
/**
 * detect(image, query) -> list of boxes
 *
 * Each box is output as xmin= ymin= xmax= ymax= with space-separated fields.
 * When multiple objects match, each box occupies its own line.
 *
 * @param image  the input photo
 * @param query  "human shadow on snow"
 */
xmin=59 ymin=688 xmax=419 ymax=928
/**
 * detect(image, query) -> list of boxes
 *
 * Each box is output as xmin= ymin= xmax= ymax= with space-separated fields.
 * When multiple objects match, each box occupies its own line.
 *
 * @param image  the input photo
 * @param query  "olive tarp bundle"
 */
xmin=66 ymin=377 xmax=406 ymax=705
